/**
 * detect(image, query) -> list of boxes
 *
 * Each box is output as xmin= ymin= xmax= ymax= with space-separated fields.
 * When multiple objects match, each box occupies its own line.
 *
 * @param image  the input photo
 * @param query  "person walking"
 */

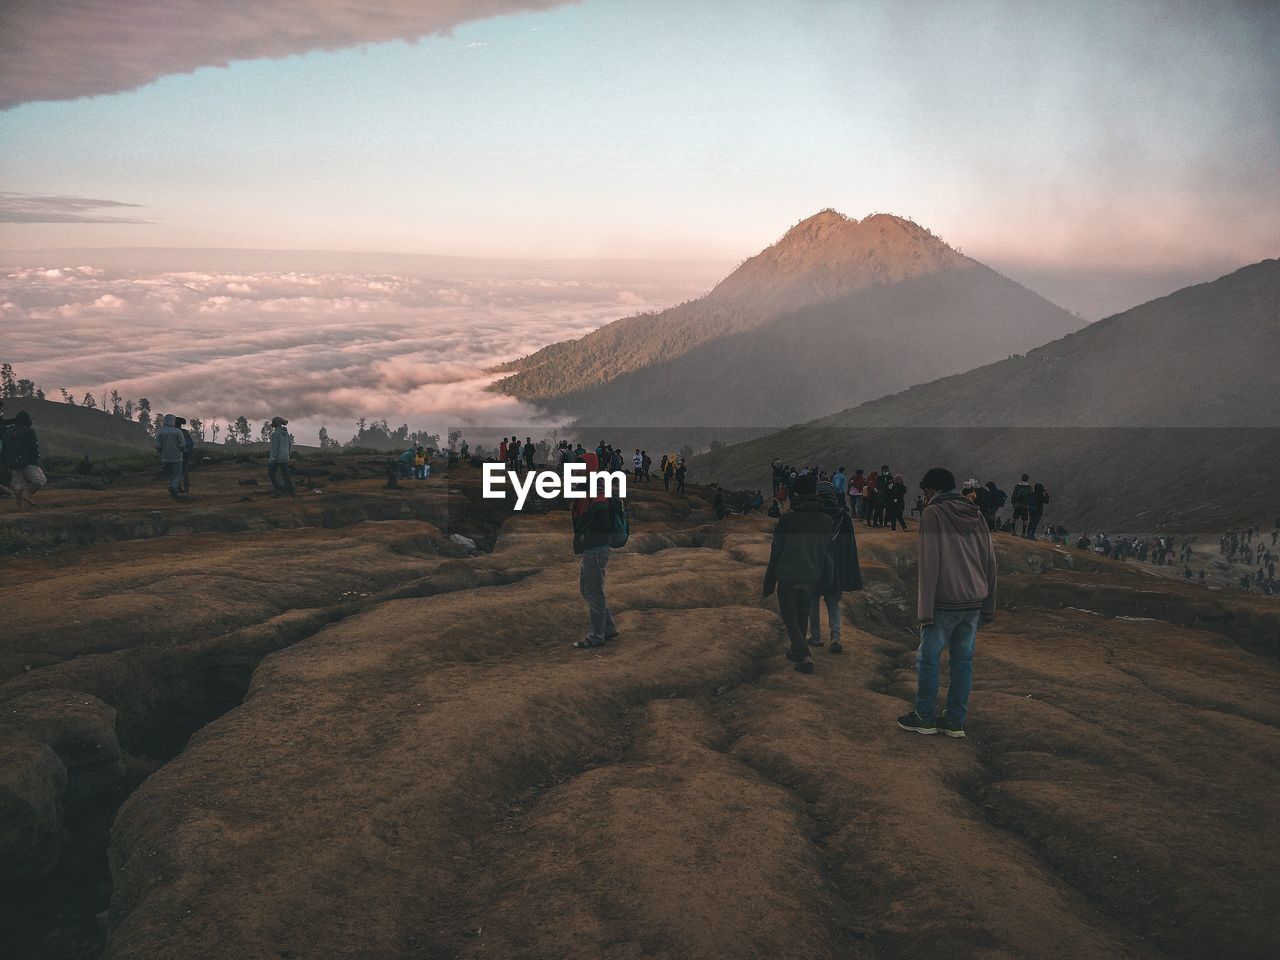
xmin=807 ymin=479 xmax=864 ymax=654
xmin=763 ymin=473 xmax=831 ymax=674
xmin=675 ymin=458 xmax=687 ymax=494
xmin=175 ymin=416 xmax=195 ymax=493
xmin=572 ymin=451 xmax=621 ymax=649
xmin=663 ymin=455 xmax=675 ymax=492
xmin=268 ymin=416 xmax=295 ymax=496
xmin=2 ymin=409 xmax=45 ymax=509
xmin=898 ymin=467 xmax=997 ymax=738
xmin=154 ymin=414 xmax=186 ymax=500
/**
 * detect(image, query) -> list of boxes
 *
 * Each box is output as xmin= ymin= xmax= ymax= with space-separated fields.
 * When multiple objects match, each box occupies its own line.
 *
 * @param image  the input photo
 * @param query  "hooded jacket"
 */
xmin=817 ymin=484 xmax=863 ymax=594
xmin=917 ymin=490 xmax=997 ymax=623
xmin=763 ymin=494 xmax=833 ymax=596
xmin=154 ymin=415 xmax=186 ymax=464
xmin=269 ymin=425 xmax=292 ymax=463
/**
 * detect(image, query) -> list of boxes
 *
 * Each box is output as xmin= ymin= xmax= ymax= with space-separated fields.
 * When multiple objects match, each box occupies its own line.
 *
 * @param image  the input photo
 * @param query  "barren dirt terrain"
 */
xmin=2 ymin=457 xmax=1278 ymax=960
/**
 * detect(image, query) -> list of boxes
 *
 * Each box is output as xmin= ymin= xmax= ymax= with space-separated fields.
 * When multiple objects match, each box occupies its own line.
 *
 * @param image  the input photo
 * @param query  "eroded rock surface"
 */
xmin=2 ymin=461 xmax=1277 ymax=959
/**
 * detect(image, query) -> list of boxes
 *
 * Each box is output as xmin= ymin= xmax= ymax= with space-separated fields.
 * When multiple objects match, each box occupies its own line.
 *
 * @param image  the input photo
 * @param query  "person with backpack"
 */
xmin=2 ymin=409 xmax=45 ymax=509
xmin=983 ymin=481 xmax=1006 ymax=531
xmin=174 ymin=417 xmax=195 ymax=493
xmin=1010 ymin=474 xmax=1032 ymax=536
xmin=807 ymin=479 xmax=864 ymax=654
xmin=571 ymin=451 xmax=626 ymax=649
xmin=763 ymin=473 xmax=831 ymax=674
xmin=898 ymin=467 xmax=997 ymax=739
xmin=154 ymin=414 xmax=187 ymax=500
xmin=268 ymin=416 xmax=295 ymax=496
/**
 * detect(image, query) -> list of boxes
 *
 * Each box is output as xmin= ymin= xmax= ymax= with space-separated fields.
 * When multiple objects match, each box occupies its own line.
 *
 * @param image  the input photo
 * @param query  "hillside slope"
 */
xmin=493 ymin=211 xmax=1084 ymax=427
xmin=3 ymin=397 xmax=153 ymax=460
xmin=695 ymin=259 xmax=1280 ymax=529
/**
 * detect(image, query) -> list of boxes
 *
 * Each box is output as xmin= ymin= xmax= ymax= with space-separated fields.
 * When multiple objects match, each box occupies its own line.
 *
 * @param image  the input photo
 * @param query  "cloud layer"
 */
xmin=0 ymin=0 xmax=573 ymax=109
xmin=1 ymin=263 xmax=704 ymax=443
xmin=0 ymin=190 xmax=151 ymax=224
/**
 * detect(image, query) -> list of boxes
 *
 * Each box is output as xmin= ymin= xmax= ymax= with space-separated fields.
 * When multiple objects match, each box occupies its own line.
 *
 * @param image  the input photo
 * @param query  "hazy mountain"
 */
xmin=695 ymin=259 xmax=1280 ymax=530
xmin=493 ymin=210 xmax=1085 ymax=428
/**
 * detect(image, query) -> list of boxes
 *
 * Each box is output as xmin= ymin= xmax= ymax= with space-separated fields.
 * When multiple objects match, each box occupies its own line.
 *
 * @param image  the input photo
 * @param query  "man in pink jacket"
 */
xmin=898 ymin=467 xmax=997 ymax=738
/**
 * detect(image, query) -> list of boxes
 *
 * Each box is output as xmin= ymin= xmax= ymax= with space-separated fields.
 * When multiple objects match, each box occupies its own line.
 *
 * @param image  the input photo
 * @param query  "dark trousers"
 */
xmin=777 ymin=581 xmax=819 ymax=653
xmin=269 ymin=461 xmax=294 ymax=493
xmin=1026 ymin=512 xmax=1042 ymax=539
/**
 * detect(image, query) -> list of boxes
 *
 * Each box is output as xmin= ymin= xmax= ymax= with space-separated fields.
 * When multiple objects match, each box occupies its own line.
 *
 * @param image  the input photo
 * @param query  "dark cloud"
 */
xmin=0 ymin=0 xmax=576 ymax=109
xmin=0 ymin=191 xmax=151 ymax=224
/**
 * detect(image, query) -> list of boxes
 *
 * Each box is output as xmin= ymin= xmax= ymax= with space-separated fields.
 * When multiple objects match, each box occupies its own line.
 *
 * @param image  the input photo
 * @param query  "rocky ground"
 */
xmin=2 ymin=457 xmax=1277 ymax=960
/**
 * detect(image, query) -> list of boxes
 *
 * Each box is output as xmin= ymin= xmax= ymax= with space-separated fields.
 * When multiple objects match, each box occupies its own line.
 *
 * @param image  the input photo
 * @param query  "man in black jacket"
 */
xmin=763 ymin=474 xmax=831 ymax=674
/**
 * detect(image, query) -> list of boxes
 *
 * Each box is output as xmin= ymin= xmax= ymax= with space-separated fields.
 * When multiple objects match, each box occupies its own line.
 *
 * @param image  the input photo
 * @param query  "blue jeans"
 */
xmin=579 ymin=547 xmax=616 ymax=641
xmin=915 ymin=608 xmax=979 ymax=724
xmin=808 ymin=590 xmax=842 ymax=643
xmin=164 ymin=461 xmax=183 ymax=492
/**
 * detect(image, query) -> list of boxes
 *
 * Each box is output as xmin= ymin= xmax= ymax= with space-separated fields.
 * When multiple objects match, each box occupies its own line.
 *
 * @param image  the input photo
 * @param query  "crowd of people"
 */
xmin=769 ymin=461 xmax=1051 ymax=540
xmin=1220 ymin=525 xmax=1278 ymax=594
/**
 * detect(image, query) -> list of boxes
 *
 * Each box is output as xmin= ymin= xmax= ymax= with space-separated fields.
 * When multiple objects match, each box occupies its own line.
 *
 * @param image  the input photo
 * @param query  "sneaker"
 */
xmin=828 ymin=640 xmax=843 ymax=654
xmin=937 ymin=714 xmax=967 ymax=738
xmin=896 ymin=711 xmax=937 ymax=735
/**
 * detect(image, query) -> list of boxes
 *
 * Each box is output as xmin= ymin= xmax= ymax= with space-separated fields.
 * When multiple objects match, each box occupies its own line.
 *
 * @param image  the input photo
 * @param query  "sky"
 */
xmin=0 ymin=0 xmax=1277 ymax=443
xmin=2 ymin=0 xmax=1276 ymax=271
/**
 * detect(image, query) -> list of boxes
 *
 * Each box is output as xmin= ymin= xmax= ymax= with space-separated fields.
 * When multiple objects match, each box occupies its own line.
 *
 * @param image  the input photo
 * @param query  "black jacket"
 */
xmin=763 ymin=496 xmax=832 ymax=596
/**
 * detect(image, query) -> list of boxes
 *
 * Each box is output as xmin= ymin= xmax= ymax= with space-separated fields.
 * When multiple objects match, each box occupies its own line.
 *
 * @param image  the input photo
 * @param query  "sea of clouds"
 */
xmin=1 ymin=264 xmax=705 ymax=445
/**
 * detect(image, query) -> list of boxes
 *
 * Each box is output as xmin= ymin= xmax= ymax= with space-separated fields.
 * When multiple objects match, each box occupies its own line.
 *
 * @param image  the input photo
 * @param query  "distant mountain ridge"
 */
xmin=492 ymin=210 xmax=1085 ymax=428
xmin=694 ymin=258 xmax=1280 ymax=529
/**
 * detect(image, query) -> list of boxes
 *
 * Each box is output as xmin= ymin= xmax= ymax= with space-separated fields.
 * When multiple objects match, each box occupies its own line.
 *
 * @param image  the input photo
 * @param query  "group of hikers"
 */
xmin=1221 ymin=525 xmax=1279 ymax=594
xmin=762 ymin=463 xmax=995 ymax=737
xmin=770 ymin=461 xmax=1050 ymax=541
xmin=153 ymin=414 xmax=296 ymax=498
xmin=566 ymin=447 xmax=996 ymax=738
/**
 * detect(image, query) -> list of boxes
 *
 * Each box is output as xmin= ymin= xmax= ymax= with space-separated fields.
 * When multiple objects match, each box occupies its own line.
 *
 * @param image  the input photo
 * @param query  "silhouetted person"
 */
xmin=2 ymin=409 xmax=44 ymax=509
xmin=175 ymin=416 xmax=195 ymax=493
xmin=806 ymin=480 xmax=863 ymax=653
xmin=268 ymin=416 xmax=295 ymax=496
xmin=154 ymin=414 xmax=186 ymax=500
xmin=1026 ymin=482 xmax=1049 ymax=539
xmin=572 ymin=452 xmax=622 ymax=649
xmin=763 ymin=473 xmax=829 ymax=674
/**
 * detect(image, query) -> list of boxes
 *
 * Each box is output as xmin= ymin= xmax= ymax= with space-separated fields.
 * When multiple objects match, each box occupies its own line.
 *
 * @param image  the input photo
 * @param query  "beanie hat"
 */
xmin=792 ymin=473 xmax=818 ymax=496
xmin=920 ymin=467 xmax=956 ymax=492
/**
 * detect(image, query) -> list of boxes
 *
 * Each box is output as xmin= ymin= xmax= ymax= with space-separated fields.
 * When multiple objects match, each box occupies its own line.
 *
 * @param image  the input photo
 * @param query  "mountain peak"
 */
xmin=711 ymin=209 xmax=971 ymax=304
